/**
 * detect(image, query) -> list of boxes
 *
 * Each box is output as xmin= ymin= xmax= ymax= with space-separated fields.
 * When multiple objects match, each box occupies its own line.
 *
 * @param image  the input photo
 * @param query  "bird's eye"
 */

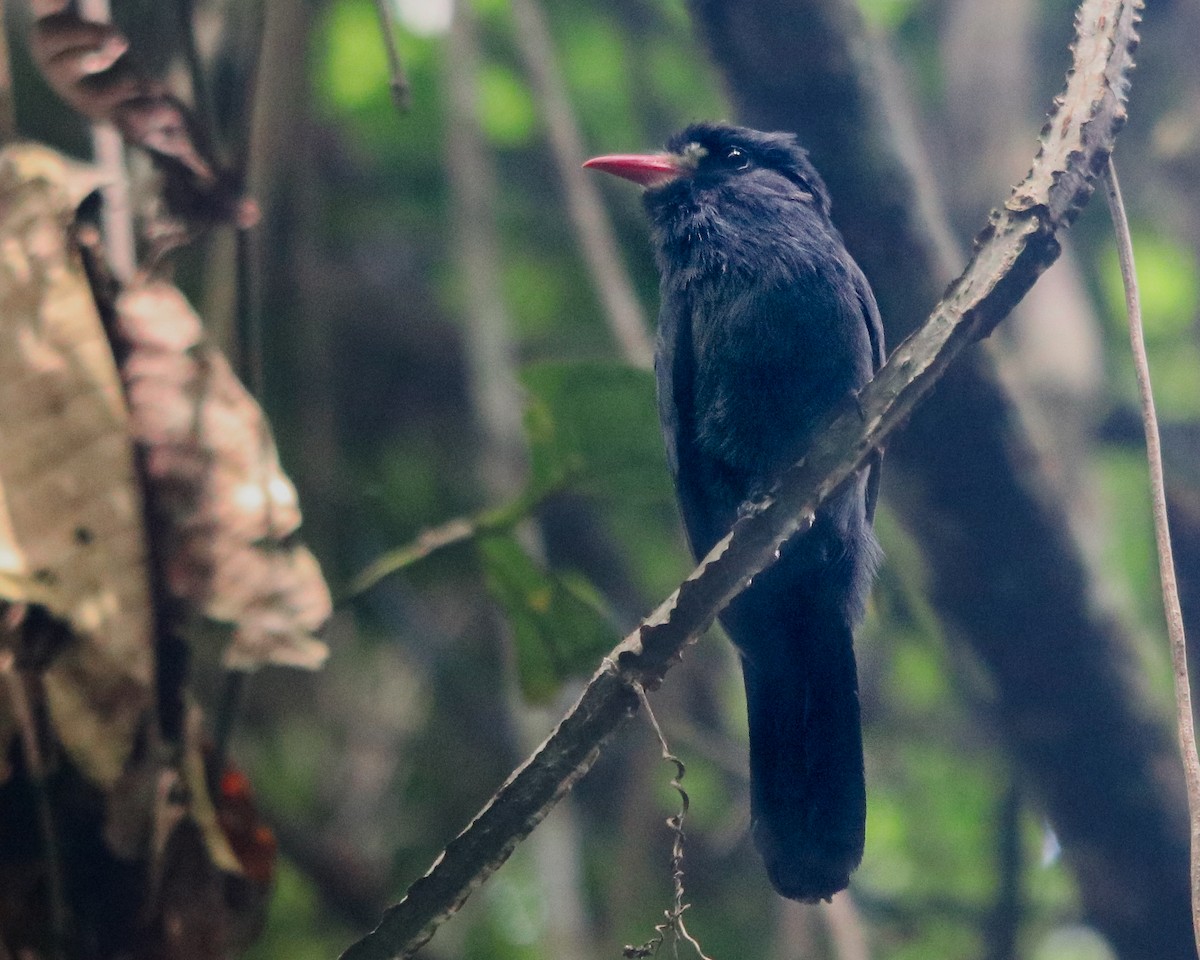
xmin=725 ymin=146 xmax=750 ymax=170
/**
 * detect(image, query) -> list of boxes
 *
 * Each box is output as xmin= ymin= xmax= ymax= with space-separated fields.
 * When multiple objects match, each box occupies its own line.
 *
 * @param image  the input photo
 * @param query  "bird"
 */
xmin=585 ymin=123 xmax=884 ymax=902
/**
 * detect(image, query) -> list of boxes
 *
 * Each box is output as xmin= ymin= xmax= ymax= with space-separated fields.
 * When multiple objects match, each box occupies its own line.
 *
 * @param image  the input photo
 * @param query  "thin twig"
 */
xmin=212 ymin=233 xmax=265 ymax=762
xmin=1102 ymin=156 xmax=1200 ymax=954
xmin=373 ymin=0 xmax=412 ymax=113
xmin=345 ymin=482 xmax=563 ymax=600
xmin=234 ymin=225 xmax=266 ymax=396
xmin=0 ymin=0 xmax=15 ymax=144
xmin=0 ymin=647 xmax=68 ymax=959
xmin=508 ymin=0 xmax=654 ymax=370
xmin=625 ymin=684 xmax=715 ymax=960
xmin=446 ymin=0 xmax=528 ymax=498
xmin=175 ymin=0 xmax=218 ymax=157
xmin=77 ymin=0 xmax=137 ymax=281
xmin=212 ymin=668 xmax=246 ymax=768
xmin=215 ymin=0 xmax=272 ymax=765
xmin=349 ymin=517 xmax=476 ymax=598
xmin=985 ymin=782 xmax=1022 ymax=960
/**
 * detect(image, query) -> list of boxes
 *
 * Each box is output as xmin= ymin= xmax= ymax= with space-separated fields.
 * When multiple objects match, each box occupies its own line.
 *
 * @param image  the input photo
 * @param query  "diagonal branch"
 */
xmin=337 ymin=3 xmax=1140 ymax=957
xmin=508 ymin=0 xmax=655 ymax=370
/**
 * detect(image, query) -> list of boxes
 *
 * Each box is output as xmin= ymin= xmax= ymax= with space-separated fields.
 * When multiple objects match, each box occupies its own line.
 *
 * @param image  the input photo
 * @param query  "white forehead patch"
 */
xmin=679 ymin=142 xmax=709 ymax=168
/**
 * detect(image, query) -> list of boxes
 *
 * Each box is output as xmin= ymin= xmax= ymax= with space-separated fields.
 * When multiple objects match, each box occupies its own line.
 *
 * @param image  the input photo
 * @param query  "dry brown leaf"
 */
xmin=29 ymin=5 xmax=247 ymax=227
xmin=114 ymin=281 xmax=331 ymax=671
xmin=0 ymin=143 xmax=154 ymax=787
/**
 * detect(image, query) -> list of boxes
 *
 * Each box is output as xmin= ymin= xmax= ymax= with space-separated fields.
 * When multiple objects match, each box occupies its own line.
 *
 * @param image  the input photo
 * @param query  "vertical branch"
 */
xmin=77 ymin=0 xmax=136 ymax=281
xmin=985 ymin=783 xmax=1022 ymax=960
xmin=0 ymin=645 xmax=67 ymax=959
xmin=244 ymin=0 xmax=340 ymax=548
xmin=0 ymin=0 xmax=15 ymax=144
xmin=508 ymin=0 xmax=654 ymax=370
xmin=234 ymin=225 xmax=265 ymax=397
xmin=445 ymin=2 xmax=527 ymax=497
xmin=213 ymin=0 xmax=295 ymax=760
xmin=175 ymin=0 xmax=218 ymax=156
xmin=1103 ymin=157 xmax=1200 ymax=953
xmin=823 ymin=894 xmax=870 ymax=960
xmin=91 ymin=127 xmax=136 ymax=279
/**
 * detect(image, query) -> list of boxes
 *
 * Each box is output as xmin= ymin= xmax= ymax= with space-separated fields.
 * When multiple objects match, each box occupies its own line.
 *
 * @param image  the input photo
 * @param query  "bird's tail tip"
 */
xmin=753 ymin=817 xmax=862 ymax=902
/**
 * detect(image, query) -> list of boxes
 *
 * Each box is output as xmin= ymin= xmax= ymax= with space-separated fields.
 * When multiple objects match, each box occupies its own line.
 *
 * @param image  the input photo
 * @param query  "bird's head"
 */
xmin=584 ymin=122 xmax=832 ymax=220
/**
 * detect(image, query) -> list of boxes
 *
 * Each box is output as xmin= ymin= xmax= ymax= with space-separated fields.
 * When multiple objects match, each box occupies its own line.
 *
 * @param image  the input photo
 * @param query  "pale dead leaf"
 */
xmin=114 ymin=281 xmax=330 ymax=671
xmin=0 ymin=143 xmax=154 ymax=787
xmin=29 ymin=6 xmax=246 ymax=226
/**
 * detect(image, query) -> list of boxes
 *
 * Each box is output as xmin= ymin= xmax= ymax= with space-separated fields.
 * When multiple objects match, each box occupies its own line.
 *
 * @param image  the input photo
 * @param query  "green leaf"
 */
xmin=477 ymin=533 xmax=615 ymax=703
xmin=520 ymin=360 xmax=673 ymax=504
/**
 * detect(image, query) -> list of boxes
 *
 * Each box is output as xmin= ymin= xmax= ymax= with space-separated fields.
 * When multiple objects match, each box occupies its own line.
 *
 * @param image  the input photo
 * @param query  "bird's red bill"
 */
xmin=583 ymin=153 xmax=684 ymax=188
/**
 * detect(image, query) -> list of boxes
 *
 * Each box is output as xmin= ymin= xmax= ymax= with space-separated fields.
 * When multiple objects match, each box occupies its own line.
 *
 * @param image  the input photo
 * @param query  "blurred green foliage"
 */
xmin=1100 ymin=229 xmax=1200 ymax=340
xmin=521 ymin=361 xmax=670 ymax=502
xmin=1100 ymin=227 xmax=1200 ymax=417
xmin=318 ymin=0 xmax=391 ymax=111
xmin=228 ymin=0 xmax=1200 ymax=957
xmin=245 ymin=864 xmax=354 ymax=960
xmin=858 ymin=0 xmax=922 ymax=30
xmin=479 ymin=532 xmax=615 ymax=702
xmin=477 ymin=64 xmax=538 ymax=146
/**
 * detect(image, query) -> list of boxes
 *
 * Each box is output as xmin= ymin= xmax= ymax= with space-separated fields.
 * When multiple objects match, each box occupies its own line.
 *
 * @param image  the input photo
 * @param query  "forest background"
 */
xmin=2 ymin=0 xmax=1199 ymax=959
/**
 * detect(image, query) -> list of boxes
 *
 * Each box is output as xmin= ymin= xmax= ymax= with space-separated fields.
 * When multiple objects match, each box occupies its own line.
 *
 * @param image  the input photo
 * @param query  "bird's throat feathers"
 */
xmin=645 ymin=181 xmax=836 ymax=290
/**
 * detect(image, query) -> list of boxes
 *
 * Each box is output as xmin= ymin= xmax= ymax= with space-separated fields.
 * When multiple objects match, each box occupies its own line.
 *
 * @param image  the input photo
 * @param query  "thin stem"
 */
xmin=175 ymin=0 xmax=218 ymax=157
xmin=214 ymin=229 xmax=265 ymax=760
xmin=630 ymin=683 xmax=714 ymax=960
xmin=78 ymin=0 xmax=137 ymax=280
xmin=446 ymin=0 xmax=528 ymax=499
xmin=347 ymin=517 xmax=477 ymax=599
xmin=235 ymin=225 xmax=265 ymax=396
xmin=213 ymin=669 xmax=247 ymax=767
xmin=985 ymin=782 xmax=1022 ymax=960
xmin=214 ymin=0 xmax=273 ymax=766
xmin=0 ymin=648 xmax=68 ymax=959
xmin=344 ymin=481 xmax=564 ymax=601
xmin=508 ymin=0 xmax=654 ymax=370
xmin=373 ymin=0 xmax=411 ymax=113
xmin=0 ymin=0 xmax=16 ymax=144
xmin=1103 ymin=156 xmax=1200 ymax=954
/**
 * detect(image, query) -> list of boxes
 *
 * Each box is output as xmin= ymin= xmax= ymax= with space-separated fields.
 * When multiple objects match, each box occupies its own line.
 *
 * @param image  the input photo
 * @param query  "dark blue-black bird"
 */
xmin=586 ymin=123 xmax=884 ymax=902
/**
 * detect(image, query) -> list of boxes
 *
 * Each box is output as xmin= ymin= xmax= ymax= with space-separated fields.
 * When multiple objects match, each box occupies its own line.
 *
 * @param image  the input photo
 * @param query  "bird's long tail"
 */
xmin=738 ymin=612 xmax=865 ymax=903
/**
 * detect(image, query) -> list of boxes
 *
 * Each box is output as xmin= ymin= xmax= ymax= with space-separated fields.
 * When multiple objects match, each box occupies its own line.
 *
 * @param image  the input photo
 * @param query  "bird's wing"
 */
xmin=654 ymin=292 xmax=690 ymax=481
xmin=851 ymin=263 xmax=886 ymax=523
xmin=655 ymin=290 xmax=718 ymax=557
xmin=851 ymin=262 xmax=886 ymax=376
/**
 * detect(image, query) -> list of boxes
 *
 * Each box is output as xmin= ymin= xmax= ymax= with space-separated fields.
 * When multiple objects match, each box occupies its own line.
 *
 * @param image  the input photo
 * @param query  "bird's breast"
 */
xmin=678 ymin=262 xmax=868 ymax=485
